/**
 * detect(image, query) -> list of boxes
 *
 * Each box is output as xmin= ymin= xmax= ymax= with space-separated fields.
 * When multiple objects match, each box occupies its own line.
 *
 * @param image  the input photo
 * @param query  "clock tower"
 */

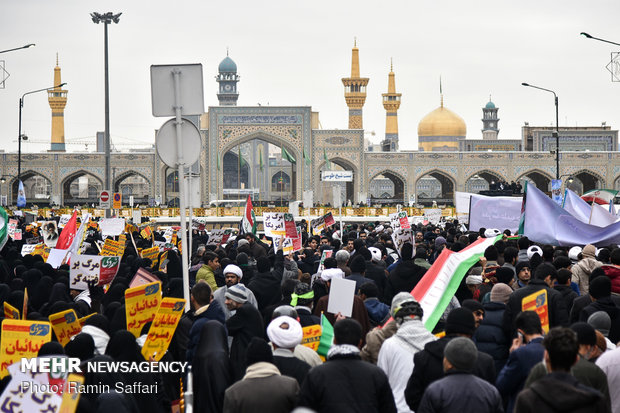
xmin=482 ymin=97 xmax=499 ymax=140
xmin=216 ymin=52 xmax=239 ymax=106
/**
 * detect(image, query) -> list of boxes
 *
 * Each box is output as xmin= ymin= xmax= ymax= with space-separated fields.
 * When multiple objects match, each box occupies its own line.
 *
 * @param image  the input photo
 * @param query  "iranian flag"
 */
xmin=0 ymin=207 xmax=8 ymax=252
xmin=412 ymin=234 xmax=502 ymax=331
xmin=241 ymin=195 xmax=256 ymax=237
xmin=581 ymin=189 xmax=618 ymax=205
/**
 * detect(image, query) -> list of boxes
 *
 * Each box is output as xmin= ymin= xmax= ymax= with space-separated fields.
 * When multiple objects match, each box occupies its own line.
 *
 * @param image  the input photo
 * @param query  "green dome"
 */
xmin=485 ymin=101 xmax=496 ymax=109
xmin=218 ymin=56 xmax=237 ymax=73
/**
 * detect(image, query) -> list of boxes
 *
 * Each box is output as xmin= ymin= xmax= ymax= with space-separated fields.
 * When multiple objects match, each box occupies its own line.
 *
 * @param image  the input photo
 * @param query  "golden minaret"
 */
xmin=48 ymin=54 xmax=68 ymax=151
xmin=382 ymin=59 xmax=401 ymax=151
xmin=341 ymin=39 xmax=369 ymax=129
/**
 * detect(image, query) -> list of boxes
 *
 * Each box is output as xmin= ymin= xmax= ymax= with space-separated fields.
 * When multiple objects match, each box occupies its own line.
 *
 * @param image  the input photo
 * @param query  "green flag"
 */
xmin=217 ymin=155 xmax=221 ymax=171
xmin=0 ymin=207 xmax=8 ymax=252
xmin=323 ymin=149 xmax=331 ymax=169
xmin=238 ymin=147 xmax=247 ymax=169
xmin=303 ymin=148 xmax=311 ymax=165
xmin=317 ymin=313 xmax=334 ymax=358
xmin=281 ymin=147 xmax=296 ymax=164
xmin=259 ymin=147 xmax=264 ymax=171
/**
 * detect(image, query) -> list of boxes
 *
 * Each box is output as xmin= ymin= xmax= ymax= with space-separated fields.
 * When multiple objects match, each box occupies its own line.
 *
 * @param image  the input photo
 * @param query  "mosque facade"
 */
xmin=0 ymin=46 xmax=619 ymax=208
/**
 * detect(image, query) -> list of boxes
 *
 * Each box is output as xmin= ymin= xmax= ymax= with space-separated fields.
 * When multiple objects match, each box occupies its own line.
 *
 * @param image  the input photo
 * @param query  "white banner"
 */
xmin=468 ymin=194 xmax=522 ymax=233
xmin=424 ymin=209 xmax=443 ymax=225
xmin=455 ymin=191 xmax=474 ymax=223
xmin=321 ymin=170 xmax=353 ymax=182
xmin=99 ymin=218 xmax=126 ymax=237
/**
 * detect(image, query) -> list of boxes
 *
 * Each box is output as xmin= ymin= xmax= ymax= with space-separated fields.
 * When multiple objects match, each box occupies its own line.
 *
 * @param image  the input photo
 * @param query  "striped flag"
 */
xmin=412 ymin=234 xmax=502 ymax=331
xmin=581 ymin=189 xmax=618 ymax=205
xmin=241 ymin=195 xmax=256 ymax=237
xmin=0 ymin=207 xmax=8 ymax=252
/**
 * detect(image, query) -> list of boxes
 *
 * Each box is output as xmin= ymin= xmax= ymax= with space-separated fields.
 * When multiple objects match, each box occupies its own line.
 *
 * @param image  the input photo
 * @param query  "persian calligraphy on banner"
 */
xmin=125 ymin=281 xmax=162 ymax=337
xmin=0 ymin=320 xmax=52 ymax=378
xmin=141 ymin=246 xmax=159 ymax=262
xmin=398 ymin=211 xmax=410 ymax=230
xmin=100 ymin=238 xmax=122 ymax=256
xmin=206 ymin=229 xmax=232 ymax=246
xmin=522 ymin=289 xmax=550 ymax=333
xmin=424 ymin=209 xmax=442 ymax=225
xmin=141 ymin=297 xmax=186 ymax=361
xmin=69 ymin=254 xmax=121 ymax=290
xmin=48 ymin=309 xmax=82 ymax=346
xmin=391 ymin=227 xmax=414 ymax=257
xmin=301 ymin=324 xmax=322 ymax=351
xmin=264 ymin=212 xmax=286 ymax=236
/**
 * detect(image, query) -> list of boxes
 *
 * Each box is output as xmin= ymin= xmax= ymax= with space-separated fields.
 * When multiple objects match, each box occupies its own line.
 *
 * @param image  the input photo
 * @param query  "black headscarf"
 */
xmin=38 ymin=341 xmax=65 ymax=357
xmin=65 ymin=333 xmax=95 ymax=362
xmin=193 ymin=321 xmax=233 ymax=413
xmin=105 ymin=330 xmax=144 ymax=363
xmin=31 ymin=276 xmax=54 ymax=311
xmin=164 ymin=278 xmax=184 ymax=299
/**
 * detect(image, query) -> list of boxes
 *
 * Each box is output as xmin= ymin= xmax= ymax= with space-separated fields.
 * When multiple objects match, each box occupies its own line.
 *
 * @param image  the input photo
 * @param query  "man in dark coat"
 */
xmin=417 ymin=337 xmax=504 ymax=413
xmin=247 ymin=250 xmax=285 ymax=311
xmin=267 ymin=315 xmax=311 ymax=386
xmin=290 ymin=282 xmax=320 ymax=327
xmin=579 ymin=276 xmax=620 ymax=344
xmin=495 ymin=311 xmax=545 ymax=413
xmin=186 ymin=281 xmax=226 ymax=362
xmin=346 ymin=254 xmax=376 ymax=292
xmin=405 ymin=308 xmax=496 ymax=412
xmin=384 ymin=243 xmax=426 ymax=304
xmin=225 ymin=284 xmax=265 ymax=380
xmin=474 ymin=283 xmax=512 ymax=372
xmin=298 ymin=318 xmax=397 ymax=413
xmin=515 ymin=327 xmax=607 ymax=413
xmin=503 ymin=263 xmax=569 ymax=334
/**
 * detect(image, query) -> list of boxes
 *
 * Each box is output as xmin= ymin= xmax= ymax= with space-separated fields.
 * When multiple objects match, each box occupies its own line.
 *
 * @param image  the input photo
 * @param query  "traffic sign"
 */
xmin=113 ymin=193 xmax=122 ymax=209
xmin=99 ymin=190 xmax=111 ymax=209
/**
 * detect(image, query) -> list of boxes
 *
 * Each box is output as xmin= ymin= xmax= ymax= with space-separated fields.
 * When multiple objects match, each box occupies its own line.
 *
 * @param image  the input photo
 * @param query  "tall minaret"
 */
xmin=48 ymin=54 xmax=68 ymax=151
xmin=342 ymin=39 xmax=369 ymax=129
xmin=481 ymin=96 xmax=499 ymax=140
xmin=381 ymin=59 xmax=401 ymax=151
xmin=216 ymin=50 xmax=240 ymax=106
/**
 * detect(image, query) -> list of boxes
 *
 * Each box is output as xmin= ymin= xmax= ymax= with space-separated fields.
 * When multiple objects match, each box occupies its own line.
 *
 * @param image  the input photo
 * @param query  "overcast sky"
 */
xmin=2 ymin=0 xmax=620 ymax=154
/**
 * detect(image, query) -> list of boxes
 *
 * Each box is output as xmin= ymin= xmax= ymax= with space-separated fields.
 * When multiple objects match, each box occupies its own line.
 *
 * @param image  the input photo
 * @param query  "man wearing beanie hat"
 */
xmin=418 ymin=337 xmax=503 ymax=413
xmin=517 ymin=328 xmax=608 ymax=413
xmin=226 ymin=283 xmax=265 ymax=380
xmin=378 ymin=294 xmax=436 ymax=413
xmin=515 ymin=261 xmax=531 ymax=288
xmin=475 ymin=283 xmax=512 ymax=373
xmin=572 ymin=244 xmax=602 ymax=296
xmin=213 ymin=263 xmax=258 ymax=320
xmin=224 ymin=337 xmax=299 ymax=413
xmin=404 ymin=308 xmax=496 ymax=411
xmin=588 ymin=311 xmax=616 ymax=351
xmin=580 ymin=275 xmax=620 ymax=344
xmin=267 ymin=315 xmax=311 ymax=386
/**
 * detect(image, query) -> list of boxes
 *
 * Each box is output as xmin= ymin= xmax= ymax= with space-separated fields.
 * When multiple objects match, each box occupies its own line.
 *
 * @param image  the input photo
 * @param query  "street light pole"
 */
xmin=18 ymin=83 xmax=67 ymax=184
xmin=522 ymin=83 xmax=560 ymax=180
xmin=0 ymin=44 xmax=35 ymax=54
xmin=580 ymin=32 xmax=620 ymax=47
xmin=91 ymin=12 xmax=121 ymax=213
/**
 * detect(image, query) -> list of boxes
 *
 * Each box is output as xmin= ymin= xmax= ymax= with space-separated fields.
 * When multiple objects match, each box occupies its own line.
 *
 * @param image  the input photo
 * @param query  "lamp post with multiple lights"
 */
xmin=91 ymin=12 xmax=121 ymax=210
xmin=522 ymin=83 xmax=560 ymax=180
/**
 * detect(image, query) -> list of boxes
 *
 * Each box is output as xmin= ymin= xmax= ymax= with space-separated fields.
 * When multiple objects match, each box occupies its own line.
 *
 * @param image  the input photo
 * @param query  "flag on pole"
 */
xmin=281 ymin=147 xmax=296 ymax=164
xmin=317 ymin=313 xmax=334 ymax=358
xmin=238 ymin=147 xmax=247 ymax=169
xmin=0 ymin=207 xmax=8 ymax=252
xmin=259 ymin=147 xmax=264 ymax=172
xmin=16 ymin=180 xmax=26 ymax=208
xmin=303 ymin=148 xmax=311 ymax=165
xmin=217 ymin=155 xmax=221 ymax=171
xmin=241 ymin=195 xmax=256 ymax=237
xmin=56 ymin=210 xmax=78 ymax=250
xmin=581 ymin=189 xmax=618 ymax=205
xmin=323 ymin=149 xmax=330 ymax=169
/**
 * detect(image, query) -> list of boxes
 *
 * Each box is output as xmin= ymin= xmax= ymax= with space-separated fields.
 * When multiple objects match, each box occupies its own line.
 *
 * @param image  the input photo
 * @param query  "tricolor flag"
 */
xmin=0 ymin=207 xmax=8 ymax=252
xmin=241 ymin=195 xmax=256 ymax=237
xmin=412 ymin=234 xmax=502 ymax=331
xmin=581 ymin=189 xmax=618 ymax=205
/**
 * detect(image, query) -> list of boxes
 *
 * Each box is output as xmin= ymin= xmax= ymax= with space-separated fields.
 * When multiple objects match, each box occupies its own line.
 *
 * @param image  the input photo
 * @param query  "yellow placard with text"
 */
xmin=125 ymin=281 xmax=161 ymax=337
xmin=78 ymin=313 xmax=96 ymax=327
xmin=3 ymin=303 xmax=19 ymax=320
xmin=522 ymin=289 xmax=550 ymax=333
xmin=49 ymin=309 xmax=82 ymax=346
xmin=141 ymin=246 xmax=159 ymax=262
xmin=0 ymin=319 xmax=52 ymax=378
xmin=59 ymin=373 xmax=85 ymax=413
xmin=158 ymin=251 xmax=168 ymax=271
xmin=140 ymin=226 xmax=152 ymax=239
xmin=101 ymin=239 xmax=122 ymax=256
xmin=301 ymin=324 xmax=322 ymax=351
xmin=141 ymin=297 xmax=186 ymax=361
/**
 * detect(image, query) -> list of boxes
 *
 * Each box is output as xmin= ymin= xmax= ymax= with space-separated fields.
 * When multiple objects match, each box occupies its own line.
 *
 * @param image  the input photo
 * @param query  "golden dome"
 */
xmin=418 ymin=102 xmax=466 ymax=137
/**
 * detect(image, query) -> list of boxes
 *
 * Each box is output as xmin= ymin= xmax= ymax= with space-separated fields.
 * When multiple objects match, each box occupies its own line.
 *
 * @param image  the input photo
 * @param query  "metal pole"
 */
xmin=104 ymin=20 xmax=111 ymax=217
xmin=18 ymin=98 xmax=23 ymax=184
xmin=555 ymin=95 xmax=559 ymax=180
xmin=172 ymin=68 xmax=191 ymax=312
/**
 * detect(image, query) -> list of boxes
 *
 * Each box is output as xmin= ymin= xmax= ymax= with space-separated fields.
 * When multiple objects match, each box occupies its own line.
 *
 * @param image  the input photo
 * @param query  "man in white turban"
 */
xmin=267 ymin=315 xmax=311 ymax=386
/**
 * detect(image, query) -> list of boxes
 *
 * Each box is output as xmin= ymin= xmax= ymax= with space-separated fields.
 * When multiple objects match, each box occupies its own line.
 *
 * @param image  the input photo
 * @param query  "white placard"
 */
xmin=263 ymin=212 xmax=285 ymax=237
xmin=46 ymin=248 xmax=69 ymax=268
xmin=327 ymin=277 xmax=356 ymax=318
xmin=99 ymin=218 xmax=126 ymax=237
xmin=20 ymin=244 xmax=36 ymax=256
xmin=424 ymin=209 xmax=442 ymax=225
xmin=321 ymin=170 xmax=353 ymax=182
xmin=132 ymin=210 xmax=142 ymax=225
xmin=58 ymin=214 xmax=71 ymax=228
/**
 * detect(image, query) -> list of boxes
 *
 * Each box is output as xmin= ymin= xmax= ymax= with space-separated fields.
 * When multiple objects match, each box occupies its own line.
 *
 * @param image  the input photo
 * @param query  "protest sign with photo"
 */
xmin=41 ymin=220 xmax=59 ymax=248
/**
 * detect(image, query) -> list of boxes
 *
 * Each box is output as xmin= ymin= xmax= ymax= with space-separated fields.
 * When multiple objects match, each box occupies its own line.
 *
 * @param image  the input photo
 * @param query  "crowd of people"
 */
xmin=0 ymin=212 xmax=619 ymax=413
